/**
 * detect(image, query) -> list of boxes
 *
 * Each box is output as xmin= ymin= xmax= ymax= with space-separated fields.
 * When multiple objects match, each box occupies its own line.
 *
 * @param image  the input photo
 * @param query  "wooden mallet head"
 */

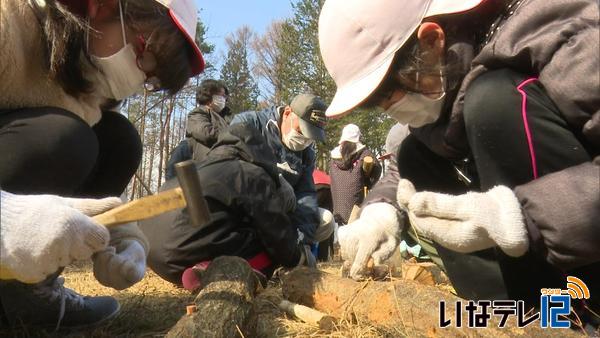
xmin=174 ymin=160 xmax=211 ymax=227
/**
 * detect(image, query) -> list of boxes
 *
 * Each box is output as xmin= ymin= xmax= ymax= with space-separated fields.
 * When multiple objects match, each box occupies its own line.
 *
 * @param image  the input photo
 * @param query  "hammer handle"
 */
xmin=93 ymin=187 xmax=186 ymax=227
xmin=362 ymin=156 xmax=374 ymax=177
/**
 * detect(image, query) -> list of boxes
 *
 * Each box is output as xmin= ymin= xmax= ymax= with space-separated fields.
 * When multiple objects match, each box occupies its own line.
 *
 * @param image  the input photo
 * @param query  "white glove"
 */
xmin=93 ymin=222 xmax=149 ymax=290
xmin=338 ymin=202 xmax=402 ymax=280
xmin=278 ymin=174 xmax=296 ymax=212
xmin=396 ymin=179 xmax=529 ymax=257
xmin=0 ymin=190 xmax=121 ymax=283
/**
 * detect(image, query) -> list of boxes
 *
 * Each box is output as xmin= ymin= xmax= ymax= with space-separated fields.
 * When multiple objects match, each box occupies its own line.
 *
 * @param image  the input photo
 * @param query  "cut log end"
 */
xmin=167 ymin=256 xmax=259 ymax=338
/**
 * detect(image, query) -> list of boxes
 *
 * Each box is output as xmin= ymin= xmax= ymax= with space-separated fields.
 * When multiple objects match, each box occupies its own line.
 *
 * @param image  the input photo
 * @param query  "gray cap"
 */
xmin=290 ymin=94 xmax=328 ymax=142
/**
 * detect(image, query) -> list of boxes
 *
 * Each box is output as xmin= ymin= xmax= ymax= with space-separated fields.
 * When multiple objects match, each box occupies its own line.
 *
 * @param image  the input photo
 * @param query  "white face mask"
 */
xmin=210 ymin=95 xmax=226 ymax=113
xmin=90 ymin=45 xmax=146 ymax=99
xmin=283 ymin=129 xmax=314 ymax=151
xmin=384 ymin=92 xmax=445 ymax=128
xmin=282 ymin=113 xmax=314 ymax=151
xmin=88 ymin=0 xmax=146 ymax=99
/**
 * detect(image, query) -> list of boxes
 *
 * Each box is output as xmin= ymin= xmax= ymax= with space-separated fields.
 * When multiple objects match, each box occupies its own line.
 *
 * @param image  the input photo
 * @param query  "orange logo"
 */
xmin=565 ymin=276 xmax=590 ymax=299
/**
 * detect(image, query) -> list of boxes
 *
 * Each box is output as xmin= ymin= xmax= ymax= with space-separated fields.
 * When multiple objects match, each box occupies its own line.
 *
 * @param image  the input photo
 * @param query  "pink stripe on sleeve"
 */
xmin=516 ymin=78 xmax=540 ymax=179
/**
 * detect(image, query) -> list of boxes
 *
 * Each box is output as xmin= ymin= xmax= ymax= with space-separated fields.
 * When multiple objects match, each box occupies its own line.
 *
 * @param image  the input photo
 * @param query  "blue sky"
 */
xmin=195 ymin=1 xmax=294 ymax=72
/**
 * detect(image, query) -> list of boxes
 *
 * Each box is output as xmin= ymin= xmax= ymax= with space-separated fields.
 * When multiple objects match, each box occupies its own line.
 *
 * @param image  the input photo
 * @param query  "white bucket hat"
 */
xmin=154 ymin=0 xmax=205 ymax=75
xmin=339 ymin=124 xmax=361 ymax=144
xmin=318 ymin=0 xmax=483 ymax=117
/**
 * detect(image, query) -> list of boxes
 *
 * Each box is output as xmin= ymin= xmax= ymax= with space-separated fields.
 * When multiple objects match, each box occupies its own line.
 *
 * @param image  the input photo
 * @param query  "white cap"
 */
xmin=319 ymin=0 xmax=483 ymax=117
xmin=339 ymin=124 xmax=361 ymax=144
xmin=154 ymin=0 xmax=205 ymax=75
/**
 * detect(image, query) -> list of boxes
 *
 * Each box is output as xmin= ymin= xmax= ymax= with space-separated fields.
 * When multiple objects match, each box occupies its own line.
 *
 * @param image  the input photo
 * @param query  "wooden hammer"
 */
xmin=93 ymin=160 xmax=210 ymax=227
xmin=362 ymin=155 xmax=374 ymax=177
xmin=361 ymin=155 xmax=374 ymax=198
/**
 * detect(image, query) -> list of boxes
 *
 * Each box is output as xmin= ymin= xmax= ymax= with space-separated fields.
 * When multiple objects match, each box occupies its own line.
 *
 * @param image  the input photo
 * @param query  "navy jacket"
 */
xmin=231 ymin=107 xmax=320 ymax=242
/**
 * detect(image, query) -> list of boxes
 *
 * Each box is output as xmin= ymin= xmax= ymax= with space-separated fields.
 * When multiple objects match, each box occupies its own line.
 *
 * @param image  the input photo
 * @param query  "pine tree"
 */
xmin=260 ymin=0 xmax=396 ymax=170
xmin=220 ymin=26 xmax=260 ymax=116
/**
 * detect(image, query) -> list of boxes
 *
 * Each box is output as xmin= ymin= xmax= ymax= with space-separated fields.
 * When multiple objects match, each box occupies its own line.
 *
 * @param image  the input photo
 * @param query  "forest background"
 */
xmin=124 ymin=0 xmax=395 ymax=199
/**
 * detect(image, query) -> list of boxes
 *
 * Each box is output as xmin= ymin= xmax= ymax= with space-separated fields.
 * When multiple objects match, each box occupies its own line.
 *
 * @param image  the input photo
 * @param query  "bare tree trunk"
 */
xmin=156 ymin=94 xmax=166 ymax=189
xmin=159 ymin=96 xmax=174 ymax=188
xmin=158 ymin=96 xmax=175 ymax=186
xmin=136 ymin=91 xmax=149 ymax=198
xmin=145 ymin=114 xmax=156 ymax=193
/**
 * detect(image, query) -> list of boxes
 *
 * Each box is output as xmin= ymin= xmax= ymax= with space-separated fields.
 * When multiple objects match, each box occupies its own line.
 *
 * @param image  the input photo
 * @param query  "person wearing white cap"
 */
xmin=319 ymin=0 xmax=600 ymax=312
xmin=0 ymin=0 xmax=205 ymax=329
xmin=329 ymin=124 xmax=381 ymax=225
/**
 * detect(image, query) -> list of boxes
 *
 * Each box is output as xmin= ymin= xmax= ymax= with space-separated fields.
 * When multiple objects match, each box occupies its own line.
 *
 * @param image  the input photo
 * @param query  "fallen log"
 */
xmin=167 ymin=256 xmax=259 ymax=338
xmin=281 ymin=267 xmax=581 ymax=337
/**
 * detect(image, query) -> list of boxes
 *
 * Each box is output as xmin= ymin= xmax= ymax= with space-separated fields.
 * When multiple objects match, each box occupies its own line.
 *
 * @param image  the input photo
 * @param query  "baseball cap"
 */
xmin=154 ymin=0 xmax=205 ymax=76
xmin=339 ymin=124 xmax=361 ymax=144
xmin=290 ymin=94 xmax=328 ymax=142
xmin=318 ymin=0 xmax=483 ymax=117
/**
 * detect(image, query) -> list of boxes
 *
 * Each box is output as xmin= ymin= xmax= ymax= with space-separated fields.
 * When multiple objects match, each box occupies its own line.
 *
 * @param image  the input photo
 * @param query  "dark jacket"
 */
xmin=141 ymin=124 xmax=301 ymax=284
xmin=164 ymin=139 xmax=192 ymax=180
xmin=231 ymin=107 xmax=320 ymax=242
xmin=186 ymin=105 xmax=228 ymax=161
xmin=330 ymin=146 xmax=381 ymax=224
xmin=366 ymin=0 xmax=599 ymax=271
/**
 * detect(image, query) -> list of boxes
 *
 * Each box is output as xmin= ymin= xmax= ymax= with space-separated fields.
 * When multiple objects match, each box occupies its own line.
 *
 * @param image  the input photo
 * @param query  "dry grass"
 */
xmin=5 ymin=259 xmax=593 ymax=337
xmin=2 ymin=261 xmax=194 ymax=338
xmin=1 ymin=261 xmax=401 ymax=338
xmin=252 ymin=277 xmax=402 ymax=338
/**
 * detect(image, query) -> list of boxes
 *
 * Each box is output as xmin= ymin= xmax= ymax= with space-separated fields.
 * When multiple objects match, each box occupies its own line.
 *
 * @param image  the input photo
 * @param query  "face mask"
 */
xmin=283 ymin=129 xmax=313 ymax=151
xmin=90 ymin=45 xmax=146 ymax=99
xmin=210 ymin=95 xmax=226 ymax=113
xmin=88 ymin=0 xmax=146 ymax=99
xmin=384 ymin=92 xmax=445 ymax=128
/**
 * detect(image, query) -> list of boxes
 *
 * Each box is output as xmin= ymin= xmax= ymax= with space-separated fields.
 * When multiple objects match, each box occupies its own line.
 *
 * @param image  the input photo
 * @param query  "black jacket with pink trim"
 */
xmin=365 ymin=0 xmax=599 ymax=271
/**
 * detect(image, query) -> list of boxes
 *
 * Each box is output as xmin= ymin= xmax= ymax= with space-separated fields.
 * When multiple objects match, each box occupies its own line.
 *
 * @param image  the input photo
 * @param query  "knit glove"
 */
xmin=93 ymin=222 xmax=149 ymax=290
xmin=396 ymin=179 xmax=529 ymax=257
xmin=0 ymin=190 xmax=120 ymax=283
xmin=338 ymin=202 xmax=403 ymax=280
xmin=278 ymin=174 xmax=296 ymax=212
xmin=297 ymin=244 xmax=317 ymax=269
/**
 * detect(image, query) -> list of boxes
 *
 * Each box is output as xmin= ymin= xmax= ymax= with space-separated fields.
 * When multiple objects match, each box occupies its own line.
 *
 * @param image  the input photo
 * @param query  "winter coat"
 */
xmin=141 ymin=123 xmax=302 ymax=284
xmin=330 ymin=146 xmax=381 ymax=224
xmin=231 ymin=107 xmax=320 ymax=242
xmin=0 ymin=0 xmax=106 ymax=125
xmin=366 ymin=0 xmax=599 ymax=271
xmin=164 ymin=139 xmax=193 ymax=180
xmin=0 ymin=0 xmax=145 ymax=246
xmin=186 ymin=105 xmax=228 ymax=161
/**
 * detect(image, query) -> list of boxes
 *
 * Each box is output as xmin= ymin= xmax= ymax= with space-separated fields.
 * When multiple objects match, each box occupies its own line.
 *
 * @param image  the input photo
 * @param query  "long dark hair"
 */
xmin=42 ymin=1 xmax=91 ymax=97
xmin=40 ymin=0 xmax=192 ymax=98
xmin=339 ymin=141 xmax=359 ymax=169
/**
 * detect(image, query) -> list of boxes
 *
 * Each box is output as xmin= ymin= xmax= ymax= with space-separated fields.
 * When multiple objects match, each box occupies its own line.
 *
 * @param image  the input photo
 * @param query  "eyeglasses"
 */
xmin=359 ymin=71 xmax=446 ymax=109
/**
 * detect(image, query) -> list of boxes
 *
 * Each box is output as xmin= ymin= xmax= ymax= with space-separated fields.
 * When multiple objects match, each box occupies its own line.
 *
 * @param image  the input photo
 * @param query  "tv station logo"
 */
xmin=439 ymin=276 xmax=590 ymax=329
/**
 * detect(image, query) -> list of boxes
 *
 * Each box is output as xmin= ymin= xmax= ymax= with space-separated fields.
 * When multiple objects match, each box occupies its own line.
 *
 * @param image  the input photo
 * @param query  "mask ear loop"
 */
xmin=85 ymin=15 xmax=90 ymax=52
xmin=118 ymin=0 xmax=127 ymax=47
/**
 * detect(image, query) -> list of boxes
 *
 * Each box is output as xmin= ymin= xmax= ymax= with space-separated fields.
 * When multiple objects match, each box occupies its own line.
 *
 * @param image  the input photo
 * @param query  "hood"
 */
xmin=203 ymin=123 xmax=280 ymax=183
